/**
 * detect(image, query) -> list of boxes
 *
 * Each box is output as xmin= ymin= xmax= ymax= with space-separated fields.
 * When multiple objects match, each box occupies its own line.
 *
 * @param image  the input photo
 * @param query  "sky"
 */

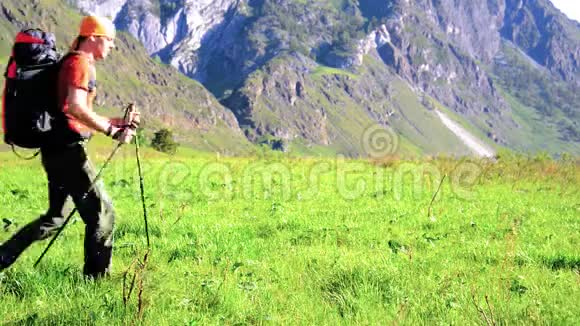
xmin=550 ymin=0 xmax=580 ymax=22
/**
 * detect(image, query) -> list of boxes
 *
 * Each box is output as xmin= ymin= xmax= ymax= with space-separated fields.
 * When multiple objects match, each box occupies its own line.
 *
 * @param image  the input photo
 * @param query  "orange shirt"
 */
xmin=57 ymin=52 xmax=96 ymax=136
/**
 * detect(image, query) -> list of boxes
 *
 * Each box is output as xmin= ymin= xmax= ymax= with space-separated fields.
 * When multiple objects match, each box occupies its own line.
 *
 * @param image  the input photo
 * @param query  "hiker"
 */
xmin=0 ymin=16 xmax=140 ymax=278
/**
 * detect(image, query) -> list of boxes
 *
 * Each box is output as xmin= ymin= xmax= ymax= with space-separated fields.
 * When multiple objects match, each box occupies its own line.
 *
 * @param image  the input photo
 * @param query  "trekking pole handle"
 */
xmin=118 ymin=103 xmax=136 ymax=144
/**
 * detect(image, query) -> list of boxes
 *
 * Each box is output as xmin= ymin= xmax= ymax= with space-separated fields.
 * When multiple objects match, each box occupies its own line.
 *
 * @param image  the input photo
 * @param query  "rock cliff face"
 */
xmin=358 ymin=0 xmax=579 ymax=85
xmin=65 ymin=0 xmax=580 ymax=155
xmin=360 ymin=0 xmax=506 ymax=63
xmin=72 ymin=0 xmax=243 ymax=80
xmin=366 ymin=7 xmax=511 ymax=132
xmin=501 ymin=0 xmax=579 ymax=84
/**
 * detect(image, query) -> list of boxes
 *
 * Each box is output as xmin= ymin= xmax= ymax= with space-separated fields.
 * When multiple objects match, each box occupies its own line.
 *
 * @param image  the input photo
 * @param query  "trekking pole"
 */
xmin=135 ymin=135 xmax=150 ymax=248
xmin=128 ymin=103 xmax=150 ymax=248
xmin=34 ymin=142 xmax=123 ymax=268
xmin=34 ymin=105 xmax=134 ymax=268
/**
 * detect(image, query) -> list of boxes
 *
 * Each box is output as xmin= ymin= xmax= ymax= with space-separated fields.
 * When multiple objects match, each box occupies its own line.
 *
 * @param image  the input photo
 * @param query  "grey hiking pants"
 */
xmin=0 ymin=142 xmax=115 ymax=278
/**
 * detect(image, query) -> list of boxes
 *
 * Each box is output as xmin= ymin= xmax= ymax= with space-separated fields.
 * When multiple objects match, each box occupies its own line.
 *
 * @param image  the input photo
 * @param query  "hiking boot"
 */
xmin=0 ymin=247 xmax=16 ymax=271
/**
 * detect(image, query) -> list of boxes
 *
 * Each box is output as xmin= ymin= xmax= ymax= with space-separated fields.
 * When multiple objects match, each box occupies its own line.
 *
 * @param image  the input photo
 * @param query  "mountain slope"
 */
xmin=23 ymin=0 xmax=580 ymax=156
xmin=224 ymin=52 xmax=476 ymax=156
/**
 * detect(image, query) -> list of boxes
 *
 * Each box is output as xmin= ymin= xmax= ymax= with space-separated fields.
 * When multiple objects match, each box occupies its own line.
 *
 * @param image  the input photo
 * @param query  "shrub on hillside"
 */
xmin=151 ymin=128 xmax=178 ymax=154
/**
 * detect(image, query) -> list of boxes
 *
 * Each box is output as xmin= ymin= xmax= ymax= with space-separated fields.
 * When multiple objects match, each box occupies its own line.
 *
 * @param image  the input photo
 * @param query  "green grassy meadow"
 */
xmin=0 ymin=139 xmax=578 ymax=324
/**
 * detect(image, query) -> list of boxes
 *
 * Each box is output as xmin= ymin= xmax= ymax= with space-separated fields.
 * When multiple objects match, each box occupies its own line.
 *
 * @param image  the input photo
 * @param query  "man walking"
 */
xmin=0 ymin=16 xmax=139 ymax=278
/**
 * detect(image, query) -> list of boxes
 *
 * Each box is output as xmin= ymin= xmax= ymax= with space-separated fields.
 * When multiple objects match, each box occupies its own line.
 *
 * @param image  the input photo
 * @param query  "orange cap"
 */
xmin=79 ymin=16 xmax=116 ymax=38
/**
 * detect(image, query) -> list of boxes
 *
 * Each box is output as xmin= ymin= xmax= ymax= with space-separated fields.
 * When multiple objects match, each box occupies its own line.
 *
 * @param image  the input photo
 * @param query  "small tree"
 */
xmin=151 ymin=128 xmax=178 ymax=154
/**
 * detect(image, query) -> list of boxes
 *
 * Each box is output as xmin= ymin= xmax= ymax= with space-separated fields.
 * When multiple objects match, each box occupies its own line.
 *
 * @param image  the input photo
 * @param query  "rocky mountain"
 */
xmin=3 ymin=0 xmax=579 ymax=156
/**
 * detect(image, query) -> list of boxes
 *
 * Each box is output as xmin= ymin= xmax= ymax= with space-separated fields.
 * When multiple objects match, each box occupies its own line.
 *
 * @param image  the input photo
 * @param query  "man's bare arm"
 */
xmin=66 ymin=87 xmax=112 ymax=134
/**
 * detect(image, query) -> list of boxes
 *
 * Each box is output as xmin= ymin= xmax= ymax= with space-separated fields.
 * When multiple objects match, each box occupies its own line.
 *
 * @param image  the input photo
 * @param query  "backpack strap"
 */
xmin=10 ymin=144 xmax=40 ymax=160
xmin=62 ymin=51 xmax=83 ymax=61
xmin=3 ymin=57 xmax=14 ymax=78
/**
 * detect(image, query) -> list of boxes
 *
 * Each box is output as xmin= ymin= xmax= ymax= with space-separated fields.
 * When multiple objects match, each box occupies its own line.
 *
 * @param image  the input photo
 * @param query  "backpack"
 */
xmin=2 ymin=28 xmax=67 ymax=152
